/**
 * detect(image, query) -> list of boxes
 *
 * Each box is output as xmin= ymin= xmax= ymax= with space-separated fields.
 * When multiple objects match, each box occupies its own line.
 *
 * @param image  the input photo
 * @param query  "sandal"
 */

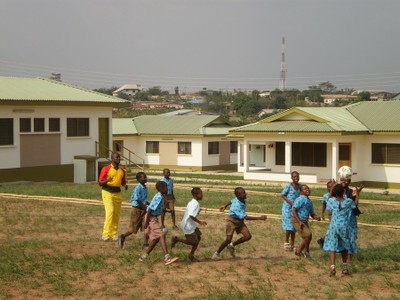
xmin=330 ymin=265 xmax=336 ymax=276
xmin=284 ymin=242 xmax=291 ymax=251
xmin=342 ymin=263 xmax=349 ymax=275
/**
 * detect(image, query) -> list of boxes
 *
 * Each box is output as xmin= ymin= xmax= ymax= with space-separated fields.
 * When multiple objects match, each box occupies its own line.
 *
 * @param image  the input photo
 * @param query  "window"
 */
xmin=0 ymin=118 xmax=13 ymax=145
xmin=230 ymin=141 xmax=238 ymax=154
xmin=67 ymin=118 xmax=89 ymax=137
xmin=372 ymin=143 xmax=400 ymax=164
xmin=178 ymin=142 xmax=191 ymax=154
xmin=146 ymin=141 xmax=159 ymax=154
xmin=292 ymin=142 xmax=326 ymax=167
xmin=113 ymin=140 xmax=124 ymax=155
xmin=208 ymin=142 xmax=219 ymax=155
xmin=34 ymin=118 xmax=45 ymax=132
xmin=20 ymin=118 xmax=31 ymax=132
xmin=275 ymin=142 xmax=285 ymax=165
xmin=49 ymin=118 xmax=60 ymax=132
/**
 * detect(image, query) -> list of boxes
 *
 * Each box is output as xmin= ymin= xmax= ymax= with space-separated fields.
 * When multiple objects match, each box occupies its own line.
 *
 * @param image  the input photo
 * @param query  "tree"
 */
xmin=357 ymin=91 xmax=371 ymax=101
xmin=317 ymin=81 xmax=337 ymax=93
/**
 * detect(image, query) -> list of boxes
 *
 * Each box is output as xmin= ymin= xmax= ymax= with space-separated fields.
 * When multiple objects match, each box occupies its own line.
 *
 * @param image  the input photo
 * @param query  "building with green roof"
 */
xmin=112 ymin=115 xmax=238 ymax=171
xmin=0 ymin=76 xmax=129 ymax=183
xmin=229 ymin=101 xmax=400 ymax=188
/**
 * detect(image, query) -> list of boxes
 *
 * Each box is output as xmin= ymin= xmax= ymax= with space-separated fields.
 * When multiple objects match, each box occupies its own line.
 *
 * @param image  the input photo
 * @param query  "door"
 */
xmin=339 ymin=143 xmax=351 ymax=168
xmin=160 ymin=142 xmax=177 ymax=166
xmin=98 ymin=118 xmax=109 ymax=158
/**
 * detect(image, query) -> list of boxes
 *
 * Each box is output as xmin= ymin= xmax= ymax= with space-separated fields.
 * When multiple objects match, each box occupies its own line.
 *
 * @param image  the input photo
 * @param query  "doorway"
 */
xmin=339 ymin=143 xmax=351 ymax=167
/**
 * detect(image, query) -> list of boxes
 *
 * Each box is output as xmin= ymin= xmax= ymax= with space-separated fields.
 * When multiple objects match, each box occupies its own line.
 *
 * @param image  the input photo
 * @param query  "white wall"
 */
xmin=0 ymin=105 xmax=112 ymax=169
xmin=114 ymin=135 xmax=237 ymax=168
xmin=237 ymin=133 xmax=395 ymax=183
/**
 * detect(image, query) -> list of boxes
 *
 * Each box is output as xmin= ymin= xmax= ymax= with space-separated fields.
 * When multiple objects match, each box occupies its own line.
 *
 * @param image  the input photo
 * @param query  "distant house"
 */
xmin=131 ymin=101 xmax=183 ymax=110
xmin=321 ymin=94 xmax=357 ymax=104
xmin=161 ymin=109 xmax=215 ymax=116
xmin=112 ymin=115 xmax=238 ymax=171
xmin=113 ymin=84 xmax=143 ymax=97
xmin=0 ymin=76 xmax=129 ymax=183
xmin=229 ymin=101 xmax=400 ymax=188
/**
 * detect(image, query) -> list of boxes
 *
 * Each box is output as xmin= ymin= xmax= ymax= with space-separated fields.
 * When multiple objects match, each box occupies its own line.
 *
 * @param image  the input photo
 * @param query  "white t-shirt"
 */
xmin=181 ymin=199 xmax=200 ymax=235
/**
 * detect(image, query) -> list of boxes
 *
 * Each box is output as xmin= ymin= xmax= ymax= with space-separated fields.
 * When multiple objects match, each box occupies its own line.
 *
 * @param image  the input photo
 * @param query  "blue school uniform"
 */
xmin=147 ymin=192 xmax=164 ymax=217
xmin=229 ymin=198 xmax=247 ymax=220
xmin=161 ymin=177 xmax=174 ymax=195
xmin=131 ymin=183 xmax=148 ymax=207
xmin=344 ymin=188 xmax=359 ymax=252
xmin=323 ymin=197 xmax=359 ymax=254
xmin=281 ymin=183 xmax=301 ymax=231
xmin=293 ymin=195 xmax=315 ymax=221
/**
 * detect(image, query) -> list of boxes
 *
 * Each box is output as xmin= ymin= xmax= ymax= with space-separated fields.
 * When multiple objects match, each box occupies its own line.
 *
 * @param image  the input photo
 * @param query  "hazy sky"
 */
xmin=1 ymin=0 xmax=400 ymax=92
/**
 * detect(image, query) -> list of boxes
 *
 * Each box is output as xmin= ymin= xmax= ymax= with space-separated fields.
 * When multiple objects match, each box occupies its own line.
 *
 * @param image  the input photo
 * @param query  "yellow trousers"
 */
xmin=102 ymin=190 xmax=122 ymax=238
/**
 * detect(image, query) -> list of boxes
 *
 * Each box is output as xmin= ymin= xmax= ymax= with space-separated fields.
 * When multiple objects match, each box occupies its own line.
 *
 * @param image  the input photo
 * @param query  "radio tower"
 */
xmin=279 ymin=37 xmax=287 ymax=91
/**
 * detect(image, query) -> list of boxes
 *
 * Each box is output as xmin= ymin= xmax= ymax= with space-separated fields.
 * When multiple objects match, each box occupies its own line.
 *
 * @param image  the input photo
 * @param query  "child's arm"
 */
xmin=281 ymin=195 xmax=294 ymax=206
xmin=245 ymin=215 xmax=267 ymax=221
xmin=219 ymin=201 xmax=231 ymax=212
xmin=354 ymin=185 xmax=364 ymax=206
xmin=311 ymin=213 xmax=321 ymax=221
xmin=144 ymin=209 xmax=151 ymax=229
xmin=321 ymin=204 xmax=327 ymax=220
xmin=190 ymin=216 xmax=207 ymax=226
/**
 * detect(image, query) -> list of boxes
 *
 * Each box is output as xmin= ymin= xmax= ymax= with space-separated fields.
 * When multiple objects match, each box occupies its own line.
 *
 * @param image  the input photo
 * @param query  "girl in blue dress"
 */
xmin=281 ymin=171 xmax=301 ymax=251
xmin=323 ymin=183 xmax=361 ymax=276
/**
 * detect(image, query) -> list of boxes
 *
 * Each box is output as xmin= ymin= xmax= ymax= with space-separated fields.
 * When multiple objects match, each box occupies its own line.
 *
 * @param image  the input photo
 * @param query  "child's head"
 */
xmin=291 ymin=171 xmax=300 ymax=183
xmin=191 ymin=187 xmax=203 ymax=200
xmin=341 ymin=178 xmax=351 ymax=188
xmin=301 ymin=185 xmax=310 ymax=196
xmin=136 ymin=172 xmax=147 ymax=184
xmin=163 ymin=168 xmax=171 ymax=178
xmin=326 ymin=180 xmax=333 ymax=191
xmin=156 ymin=181 xmax=168 ymax=194
xmin=234 ymin=187 xmax=246 ymax=201
xmin=332 ymin=184 xmax=345 ymax=198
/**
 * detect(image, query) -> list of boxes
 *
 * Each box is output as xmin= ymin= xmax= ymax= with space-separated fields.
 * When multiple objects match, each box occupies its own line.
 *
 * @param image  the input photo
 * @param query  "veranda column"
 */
xmin=285 ymin=141 xmax=291 ymax=173
xmin=243 ymin=141 xmax=249 ymax=172
xmin=331 ymin=142 xmax=338 ymax=179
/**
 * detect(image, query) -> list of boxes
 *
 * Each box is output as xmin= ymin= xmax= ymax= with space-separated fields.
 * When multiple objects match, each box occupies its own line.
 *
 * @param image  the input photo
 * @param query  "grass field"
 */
xmin=0 ymin=182 xmax=399 ymax=299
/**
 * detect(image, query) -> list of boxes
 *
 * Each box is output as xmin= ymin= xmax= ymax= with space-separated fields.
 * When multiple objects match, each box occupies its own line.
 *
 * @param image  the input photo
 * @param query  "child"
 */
xmin=323 ymin=184 xmax=359 ymax=276
xmin=317 ymin=180 xmax=334 ymax=248
xmin=171 ymin=187 xmax=207 ymax=262
xmin=161 ymin=168 xmax=178 ymax=230
xmin=292 ymin=185 xmax=321 ymax=259
xmin=340 ymin=178 xmax=363 ymax=264
xmin=212 ymin=187 xmax=267 ymax=261
xmin=118 ymin=172 xmax=149 ymax=249
xmin=139 ymin=181 xmax=179 ymax=265
xmin=281 ymin=171 xmax=301 ymax=251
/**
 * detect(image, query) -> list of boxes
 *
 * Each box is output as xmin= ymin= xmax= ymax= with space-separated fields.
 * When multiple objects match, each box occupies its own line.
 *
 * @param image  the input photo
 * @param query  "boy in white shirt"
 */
xmin=171 ymin=187 xmax=207 ymax=262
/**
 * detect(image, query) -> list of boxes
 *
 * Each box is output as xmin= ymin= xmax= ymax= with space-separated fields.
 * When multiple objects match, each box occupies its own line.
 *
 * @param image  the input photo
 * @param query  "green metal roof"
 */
xmin=112 ymin=115 xmax=234 ymax=136
xmin=231 ymin=101 xmax=400 ymax=134
xmin=346 ymin=101 xmax=400 ymax=131
xmin=0 ymin=76 xmax=129 ymax=106
xmin=112 ymin=119 xmax=138 ymax=135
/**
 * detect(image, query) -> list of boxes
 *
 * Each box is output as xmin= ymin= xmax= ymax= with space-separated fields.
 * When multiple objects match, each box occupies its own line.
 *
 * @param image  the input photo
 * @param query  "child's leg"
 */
xmin=233 ymin=226 xmax=252 ymax=247
xmin=161 ymin=211 xmax=166 ymax=228
xmin=159 ymin=232 xmax=169 ymax=255
xmin=143 ymin=231 xmax=149 ymax=246
xmin=285 ymin=230 xmax=291 ymax=243
xmin=329 ymin=251 xmax=337 ymax=276
xmin=329 ymin=251 xmax=336 ymax=266
xmin=290 ymin=231 xmax=296 ymax=246
xmin=146 ymin=237 xmax=160 ymax=255
xmin=341 ymin=250 xmax=348 ymax=263
xmin=216 ymin=235 xmax=233 ymax=254
xmin=304 ymin=233 xmax=312 ymax=252
xmin=171 ymin=204 xmax=176 ymax=227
